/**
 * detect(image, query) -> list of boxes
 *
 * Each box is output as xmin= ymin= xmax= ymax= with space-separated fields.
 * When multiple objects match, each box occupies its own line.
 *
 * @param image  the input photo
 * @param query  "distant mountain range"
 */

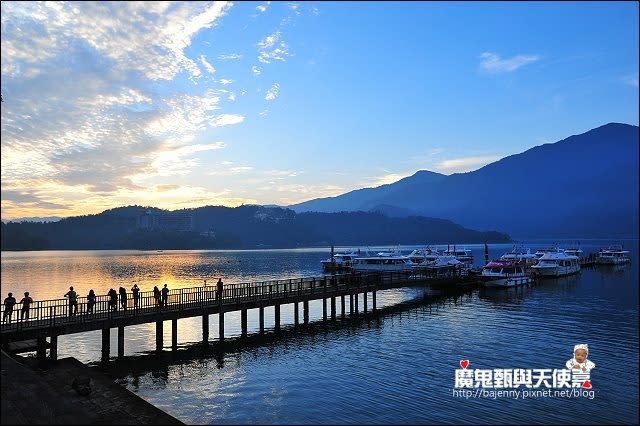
xmin=1 ymin=205 xmax=509 ymax=251
xmin=1 ymin=216 xmax=62 ymax=224
xmin=290 ymin=123 xmax=639 ymax=239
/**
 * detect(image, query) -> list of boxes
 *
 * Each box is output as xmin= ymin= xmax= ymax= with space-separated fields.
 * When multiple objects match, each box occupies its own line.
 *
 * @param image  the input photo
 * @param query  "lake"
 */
xmin=1 ymin=242 xmax=638 ymax=424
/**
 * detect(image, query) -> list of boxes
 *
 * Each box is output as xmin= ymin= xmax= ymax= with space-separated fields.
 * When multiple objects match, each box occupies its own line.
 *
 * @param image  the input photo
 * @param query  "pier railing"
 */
xmin=1 ymin=268 xmax=469 ymax=333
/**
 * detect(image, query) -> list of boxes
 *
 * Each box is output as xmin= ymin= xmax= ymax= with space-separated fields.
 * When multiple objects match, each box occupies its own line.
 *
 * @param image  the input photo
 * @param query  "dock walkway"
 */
xmin=1 ymin=270 xmax=476 ymax=362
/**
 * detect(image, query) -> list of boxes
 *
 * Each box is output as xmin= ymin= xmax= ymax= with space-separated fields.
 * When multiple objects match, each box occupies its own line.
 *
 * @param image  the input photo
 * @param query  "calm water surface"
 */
xmin=2 ymin=242 xmax=638 ymax=424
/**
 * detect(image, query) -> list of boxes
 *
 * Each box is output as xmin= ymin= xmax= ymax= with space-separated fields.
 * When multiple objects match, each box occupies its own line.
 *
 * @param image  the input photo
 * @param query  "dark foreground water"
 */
xmin=2 ymin=242 xmax=638 ymax=424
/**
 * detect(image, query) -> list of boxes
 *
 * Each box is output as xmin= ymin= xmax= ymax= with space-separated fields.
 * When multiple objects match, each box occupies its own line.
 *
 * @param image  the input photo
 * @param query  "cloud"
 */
xmin=265 ymin=83 xmax=280 ymax=101
xmin=256 ymin=2 xmax=271 ymax=13
xmin=257 ymin=31 xmax=290 ymax=64
xmin=207 ymin=164 xmax=254 ymax=176
xmin=258 ymin=31 xmax=281 ymax=49
xmin=218 ymin=53 xmax=242 ymax=60
xmin=1 ymin=2 xmax=232 ymax=81
xmin=252 ymin=65 xmax=262 ymax=75
xmin=199 ymin=55 xmax=216 ymax=73
xmin=219 ymin=78 xmax=234 ymax=85
xmin=479 ymin=52 xmax=540 ymax=73
xmin=208 ymin=114 xmax=245 ymax=127
xmin=435 ymin=155 xmax=501 ymax=173
xmin=366 ymin=171 xmax=414 ymax=187
xmin=1 ymin=2 xmax=249 ymax=218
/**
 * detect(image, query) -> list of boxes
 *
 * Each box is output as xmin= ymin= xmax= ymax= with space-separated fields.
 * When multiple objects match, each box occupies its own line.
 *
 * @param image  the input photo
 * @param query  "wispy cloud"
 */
xmin=265 ymin=83 xmax=280 ymax=101
xmin=256 ymin=2 xmax=271 ymax=13
xmin=218 ymin=53 xmax=242 ymax=60
xmin=257 ymin=30 xmax=290 ymax=64
xmin=252 ymin=65 xmax=262 ymax=75
xmin=219 ymin=78 xmax=234 ymax=85
xmin=199 ymin=55 xmax=216 ymax=73
xmin=366 ymin=171 xmax=414 ymax=187
xmin=479 ymin=52 xmax=541 ymax=73
xmin=435 ymin=155 xmax=501 ymax=173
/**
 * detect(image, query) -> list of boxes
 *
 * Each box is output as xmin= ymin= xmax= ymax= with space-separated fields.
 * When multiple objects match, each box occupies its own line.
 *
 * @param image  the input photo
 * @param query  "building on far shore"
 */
xmin=137 ymin=210 xmax=193 ymax=232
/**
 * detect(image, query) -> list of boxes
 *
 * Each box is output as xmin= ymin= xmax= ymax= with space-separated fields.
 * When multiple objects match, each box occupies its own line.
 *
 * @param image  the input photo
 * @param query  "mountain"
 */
xmin=1 ymin=216 xmax=62 ymax=223
xmin=0 ymin=205 xmax=509 ymax=251
xmin=290 ymin=123 xmax=639 ymax=239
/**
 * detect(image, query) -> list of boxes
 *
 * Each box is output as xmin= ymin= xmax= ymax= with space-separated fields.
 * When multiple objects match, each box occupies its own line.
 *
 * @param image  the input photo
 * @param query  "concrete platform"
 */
xmin=1 ymin=351 xmax=183 ymax=425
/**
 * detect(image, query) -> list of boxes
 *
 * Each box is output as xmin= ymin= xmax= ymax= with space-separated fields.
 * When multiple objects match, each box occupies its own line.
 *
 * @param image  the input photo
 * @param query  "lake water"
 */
xmin=1 ymin=242 xmax=638 ymax=424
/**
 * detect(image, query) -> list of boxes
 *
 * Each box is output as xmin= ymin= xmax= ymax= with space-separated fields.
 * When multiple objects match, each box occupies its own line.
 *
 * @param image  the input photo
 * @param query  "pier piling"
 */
xmin=101 ymin=328 xmax=110 ymax=362
xmin=322 ymin=298 xmax=327 ymax=321
xmin=241 ymin=309 xmax=248 ymax=337
xmin=259 ymin=307 xmax=265 ymax=333
xmin=294 ymin=302 xmax=299 ymax=326
xmin=155 ymin=321 xmax=163 ymax=352
xmin=303 ymin=300 xmax=309 ymax=324
xmin=49 ymin=335 xmax=57 ymax=361
xmin=202 ymin=314 xmax=209 ymax=344
xmin=172 ymin=319 xmax=178 ymax=350
xmin=117 ymin=326 xmax=125 ymax=358
xmin=331 ymin=296 xmax=336 ymax=320
xmin=341 ymin=295 xmax=345 ymax=317
xmin=219 ymin=311 xmax=224 ymax=341
xmin=275 ymin=304 xmax=281 ymax=331
xmin=36 ymin=337 xmax=46 ymax=360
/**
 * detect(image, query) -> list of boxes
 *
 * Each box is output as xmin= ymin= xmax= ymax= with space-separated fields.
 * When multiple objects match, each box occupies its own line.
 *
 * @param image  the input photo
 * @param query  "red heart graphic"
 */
xmin=582 ymin=380 xmax=592 ymax=389
xmin=460 ymin=360 xmax=469 ymax=369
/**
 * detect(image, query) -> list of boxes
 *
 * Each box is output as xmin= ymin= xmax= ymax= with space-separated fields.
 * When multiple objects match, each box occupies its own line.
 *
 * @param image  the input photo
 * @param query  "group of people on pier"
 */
xmin=2 ymin=278 xmax=224 ymax=323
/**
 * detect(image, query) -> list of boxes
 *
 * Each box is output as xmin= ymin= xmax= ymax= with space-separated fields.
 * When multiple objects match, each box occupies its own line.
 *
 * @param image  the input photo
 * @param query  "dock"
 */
xmin=1 ymin=270 xmax=476 ymax=362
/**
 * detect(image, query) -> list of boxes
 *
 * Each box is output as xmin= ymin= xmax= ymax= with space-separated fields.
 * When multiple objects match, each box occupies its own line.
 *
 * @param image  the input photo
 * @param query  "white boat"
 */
xmin=442 ymin=246 xmax=473 ymax=262
xmin=351 ymin=252 xmax=415 ymax=271
xmin=563 ymin=248 xmax=583 ymax=257
xmin=321 ymin=250 xmax=361 ymax=271
xmin=500 ymin=245 xmax=538 ymax=266
xmin=596 ymin=246 xmax=631 ymax=265
xmin=407 ymin=246 xmax=441 ymax=264
xmin=534 ymin=245 xmax=559 ymax=258
xmin=413 ymin=254 xmax=466 ymax=271
xmin=531 ymin=251 xmax=580 ymax=277
xmin=480 ymin=259 xmax=533 ymax=287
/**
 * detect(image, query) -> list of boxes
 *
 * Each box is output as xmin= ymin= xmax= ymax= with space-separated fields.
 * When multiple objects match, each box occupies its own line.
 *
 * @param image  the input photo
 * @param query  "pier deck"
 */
xmin=1 ymin=270 xmax=477 ymax=361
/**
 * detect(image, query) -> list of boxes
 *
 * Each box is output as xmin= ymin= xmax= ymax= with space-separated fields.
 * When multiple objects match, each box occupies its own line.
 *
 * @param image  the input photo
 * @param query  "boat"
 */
xmin=442 ymin=246 xmax=473 ymax=262
xmin=500 ymin=245 xmax=538 ymax=266
xmin=534 ymin=245 xmax=559 ymax=258
xmin=480 ymin=259 xmax=533 ymax=287
xmin=406 ymin=246 xmax=441 ymax=264
xmin=596 ymin=246 xmax=631 ymax=265
xmin=531 ymin=251 xmax=580 ymax=277
xmin=321 ymin=250 xmax=361 ymax=272
xmin=563 ymin=248 xmax=583 ymax=257
xmin=351 ymin=252 xmax=415 ymax=271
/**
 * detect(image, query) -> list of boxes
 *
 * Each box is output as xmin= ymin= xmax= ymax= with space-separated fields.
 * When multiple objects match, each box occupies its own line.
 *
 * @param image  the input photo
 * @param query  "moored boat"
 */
xmin=321 ymin=250 xmax=361 ymax=272
xmin=500 ymin=245 xmax=538 ymax=266
xmin=442 ymin=246 xmax=473 ymax=262
xmin=351 ymin=252 xmax=415 ymax=271
xmin=596 ymin=246 xmax=631 ymax=265
xmin=531 ymin=251 xmax=580 ymax=277
xmin=480 ymin=259 xmax=533 ymax=287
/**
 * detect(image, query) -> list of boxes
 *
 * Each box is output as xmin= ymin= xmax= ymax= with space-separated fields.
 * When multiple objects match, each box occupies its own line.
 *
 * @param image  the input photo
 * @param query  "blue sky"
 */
xmin=1 ymin=1 xmax=638 ymax=218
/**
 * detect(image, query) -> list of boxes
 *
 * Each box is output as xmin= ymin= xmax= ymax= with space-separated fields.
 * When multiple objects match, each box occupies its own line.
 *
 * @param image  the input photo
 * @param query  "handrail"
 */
xmin=0 ymin=269 xmax=465 ymax=333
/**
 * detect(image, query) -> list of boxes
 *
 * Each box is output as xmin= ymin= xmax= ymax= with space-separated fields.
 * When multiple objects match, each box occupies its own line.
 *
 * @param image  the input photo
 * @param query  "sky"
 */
xmin=1 ymin=1 xmax=638 ymax=220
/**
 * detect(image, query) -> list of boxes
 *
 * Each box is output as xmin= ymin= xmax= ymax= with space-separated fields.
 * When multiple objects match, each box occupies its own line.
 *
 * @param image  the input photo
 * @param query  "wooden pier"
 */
xmin=1 ymin=270 xmax=477 ymax=362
